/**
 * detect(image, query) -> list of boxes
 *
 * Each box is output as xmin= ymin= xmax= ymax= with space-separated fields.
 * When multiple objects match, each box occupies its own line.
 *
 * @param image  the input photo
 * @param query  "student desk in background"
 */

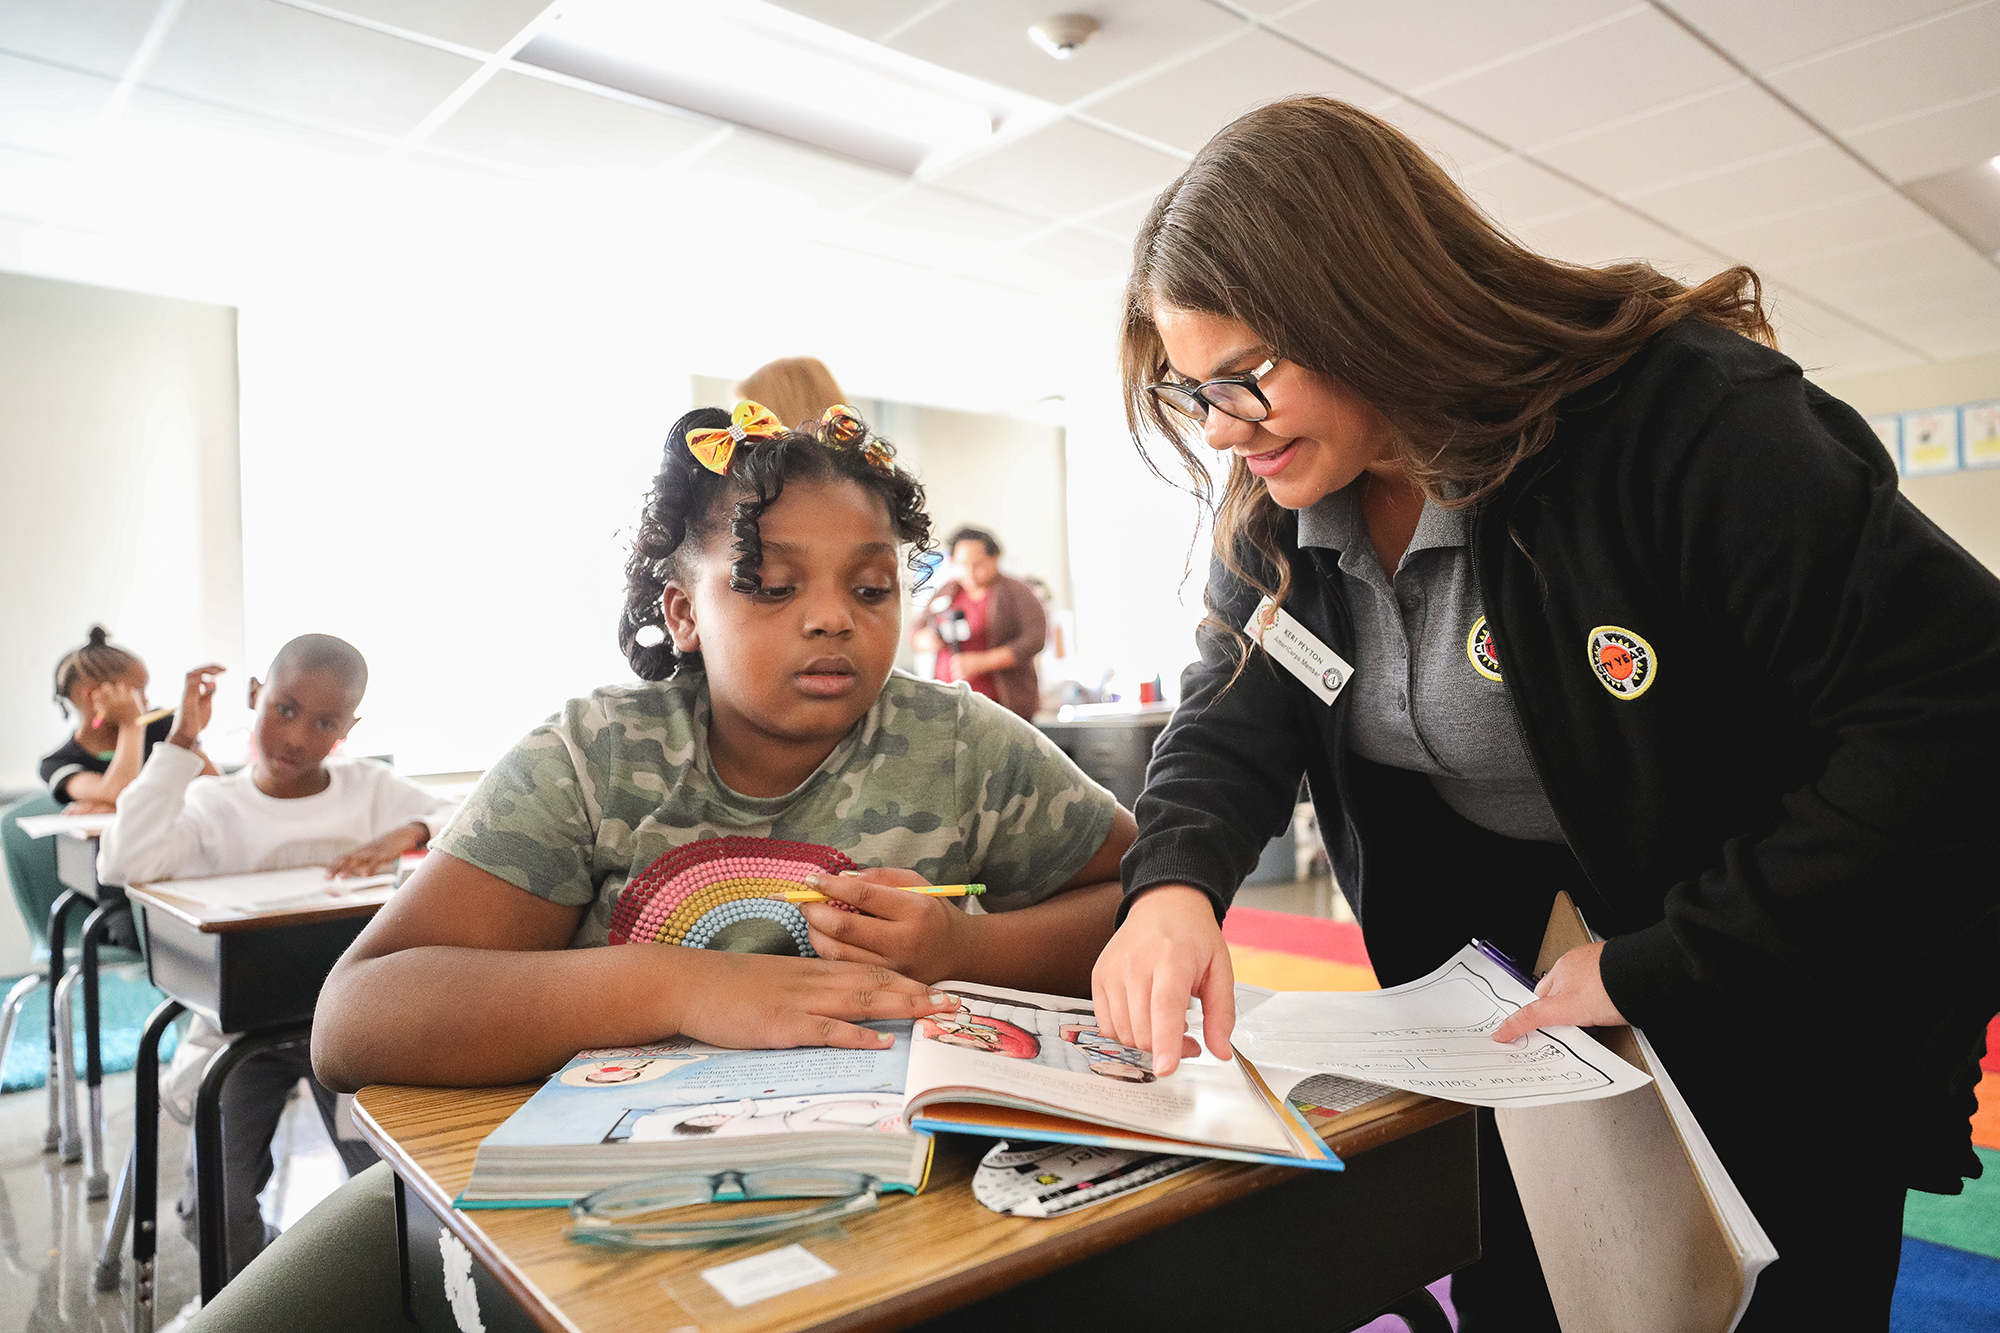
xmin=356 ymin=1082 xmax=1476 ymax=1333
xmin=12 ymin=811 xmax=128 ymax=1197
xmin=121 ymin=876 xmax=395 ymax=1330
xmin=1032 ymin=704 xmax=1174 ymax=810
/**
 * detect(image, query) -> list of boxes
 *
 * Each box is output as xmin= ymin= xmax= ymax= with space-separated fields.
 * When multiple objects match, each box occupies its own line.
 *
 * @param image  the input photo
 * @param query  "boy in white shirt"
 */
xmin=99 ymin=634 xmax=456 ymax=1280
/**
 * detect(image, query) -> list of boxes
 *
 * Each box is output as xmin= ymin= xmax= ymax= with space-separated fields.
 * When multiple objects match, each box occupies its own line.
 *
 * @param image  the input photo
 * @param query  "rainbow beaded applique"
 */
xmin=607 ymin=836 xmax=858 ymax=957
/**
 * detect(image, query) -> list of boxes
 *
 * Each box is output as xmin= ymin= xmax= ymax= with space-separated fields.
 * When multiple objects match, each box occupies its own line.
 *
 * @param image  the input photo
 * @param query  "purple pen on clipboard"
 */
xmin=1472 ymin=939 xmax=1539 ymax=992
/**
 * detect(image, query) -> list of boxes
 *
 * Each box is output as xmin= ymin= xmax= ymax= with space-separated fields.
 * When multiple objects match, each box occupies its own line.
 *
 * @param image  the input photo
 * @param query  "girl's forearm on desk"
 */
xmin=313 ymin=941 xmax=684 ymax=1092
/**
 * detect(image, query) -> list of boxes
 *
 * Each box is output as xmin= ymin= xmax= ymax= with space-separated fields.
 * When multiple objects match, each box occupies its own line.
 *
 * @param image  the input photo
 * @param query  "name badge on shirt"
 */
xmin=1246 ymin=597 xmax=1353 ymax=706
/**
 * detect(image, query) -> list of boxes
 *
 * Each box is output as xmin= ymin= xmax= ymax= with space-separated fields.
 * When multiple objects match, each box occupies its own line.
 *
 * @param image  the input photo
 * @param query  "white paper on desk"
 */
xmin=1233 ymin=943 xmax=1651 ymax=1108
xmin=16 ymin=812 xmax=116 ymax=839
xmin=146 ymin=867 xmax=395 ymax=912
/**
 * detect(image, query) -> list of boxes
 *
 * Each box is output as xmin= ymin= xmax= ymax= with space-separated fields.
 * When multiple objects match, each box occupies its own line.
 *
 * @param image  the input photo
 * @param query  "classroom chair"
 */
xmin=0 ymin=791 xmax=67 ymax=1117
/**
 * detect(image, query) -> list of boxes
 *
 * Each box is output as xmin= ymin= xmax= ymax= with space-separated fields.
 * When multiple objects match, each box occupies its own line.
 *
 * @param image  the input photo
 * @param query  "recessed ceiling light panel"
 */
xmin=518 ymin=0 xmax=1051 ymax=175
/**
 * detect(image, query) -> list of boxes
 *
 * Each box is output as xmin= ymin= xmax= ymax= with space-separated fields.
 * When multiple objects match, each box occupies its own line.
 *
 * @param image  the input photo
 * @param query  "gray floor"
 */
xmin=0 ymin=1026 xmax=348 ymax=1333
xmin=1236 ymin=875 xmax=1355 ymax=922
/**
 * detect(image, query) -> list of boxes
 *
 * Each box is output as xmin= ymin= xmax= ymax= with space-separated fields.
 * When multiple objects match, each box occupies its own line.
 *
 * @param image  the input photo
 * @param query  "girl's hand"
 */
xmin=1490 ymin=942 xmax=1627 ymax=1042
xmin=1091 ymin=884 xmax=1230 ymax=1078
xmin=800 ymin=870 xmax=972 ymax=984
xmin=66 ymin=799 xmax=117 ymax=816
xmin=670 ymin=950 xmax=958 ymax=1051
xmin=91 ymin=681 xmax=144 ymax=729
xmin=168 ymin=664 xmax=226 ymax=749
xmin=325 ymin=823 xmax=427 ymax=879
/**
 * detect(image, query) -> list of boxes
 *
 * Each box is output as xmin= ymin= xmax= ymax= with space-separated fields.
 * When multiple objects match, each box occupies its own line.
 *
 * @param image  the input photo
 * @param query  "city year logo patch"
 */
xmin=1587 ymin=625 xmax=1656 ymax=700
xmin=1465 ymin=616 xmax=1502 ymax=682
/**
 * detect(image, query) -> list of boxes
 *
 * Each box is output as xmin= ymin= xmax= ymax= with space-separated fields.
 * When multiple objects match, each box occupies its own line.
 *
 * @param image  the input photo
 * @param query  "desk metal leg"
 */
xmin=134 ymin=998 xmax=185 ymax=1333
xmin=0 ymin=973 xmax=40 ymax=1096
xmin=194 ymin=1023 xmax=312 ymax=1303
xmin=79 ymin=901 xmax=129 ymax=1198
xmin=44 ymin=889 xmax=79 ymax=1153
xmin=97 ymin=1144 xmax=136 ymax=1291
xmin=53 ymin=963 xmax=84 ymax=1162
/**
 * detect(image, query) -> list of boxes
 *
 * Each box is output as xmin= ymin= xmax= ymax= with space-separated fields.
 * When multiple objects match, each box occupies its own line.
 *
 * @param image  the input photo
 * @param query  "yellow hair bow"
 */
xmin=814 ymin=404 xmax=896 ymax=472
xmin=686 ymin=400 xmax=785 ymax=474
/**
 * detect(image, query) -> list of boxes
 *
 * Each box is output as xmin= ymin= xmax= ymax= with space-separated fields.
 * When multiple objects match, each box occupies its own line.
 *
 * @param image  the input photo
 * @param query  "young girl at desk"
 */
xmin=39 ymin=625 xmax=213 ymax=813
xmin=183 ymin=408 xmax=1132 ymax=1333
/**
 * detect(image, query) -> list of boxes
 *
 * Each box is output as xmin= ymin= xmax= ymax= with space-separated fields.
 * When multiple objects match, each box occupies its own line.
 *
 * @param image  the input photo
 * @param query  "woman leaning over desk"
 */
xmin=1091 ymin=97 xmax=2000 ymax=1331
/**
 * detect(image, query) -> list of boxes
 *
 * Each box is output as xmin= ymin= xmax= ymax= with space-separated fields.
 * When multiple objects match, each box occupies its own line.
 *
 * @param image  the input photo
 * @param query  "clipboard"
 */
xmin=1493 ymin=892 xmax=1776 ymax=1333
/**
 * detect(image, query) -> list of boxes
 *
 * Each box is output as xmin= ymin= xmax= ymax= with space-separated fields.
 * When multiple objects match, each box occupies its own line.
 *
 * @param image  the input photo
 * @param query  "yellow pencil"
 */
xmin=138 ymin=706 xmax=175 ymax=725
xmin=782 ymin=884 xmax=985 ymax=903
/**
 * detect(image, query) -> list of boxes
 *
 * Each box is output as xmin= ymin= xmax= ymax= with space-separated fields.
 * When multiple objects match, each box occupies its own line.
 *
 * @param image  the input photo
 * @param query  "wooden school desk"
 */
xmin=356 ymin=1081 xmax=1477 ymax=1333
xmin=121 ymin=875 xmax=395 ymax=1330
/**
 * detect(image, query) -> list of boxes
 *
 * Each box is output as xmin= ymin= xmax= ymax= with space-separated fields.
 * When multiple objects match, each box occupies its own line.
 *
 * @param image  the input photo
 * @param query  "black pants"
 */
xmin=1453 ymin=1090 xmax=1909 ymax=1331
xmin=177 ymin=1045 xmax=380 ymax=1280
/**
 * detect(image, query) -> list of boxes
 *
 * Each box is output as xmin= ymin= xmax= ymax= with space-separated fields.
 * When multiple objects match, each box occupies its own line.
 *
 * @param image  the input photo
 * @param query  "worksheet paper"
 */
xmin=1233 ymin=944 xmax=1651 ymax=1108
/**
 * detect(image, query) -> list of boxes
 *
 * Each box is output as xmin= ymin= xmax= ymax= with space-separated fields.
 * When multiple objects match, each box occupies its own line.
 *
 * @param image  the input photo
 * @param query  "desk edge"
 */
xmin=352 ymin=1094 xmax=583 ymax=1333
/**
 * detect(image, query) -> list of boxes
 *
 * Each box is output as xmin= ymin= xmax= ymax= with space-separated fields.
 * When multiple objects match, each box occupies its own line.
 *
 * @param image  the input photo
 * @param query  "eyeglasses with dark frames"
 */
xmin=1145 ymin=358 xmax=1278 ymax=423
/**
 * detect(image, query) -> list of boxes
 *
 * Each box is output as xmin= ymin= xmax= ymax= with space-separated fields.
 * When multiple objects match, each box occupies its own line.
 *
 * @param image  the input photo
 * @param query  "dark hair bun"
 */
xmin=86 ymin=625 xmax=110 ymax=647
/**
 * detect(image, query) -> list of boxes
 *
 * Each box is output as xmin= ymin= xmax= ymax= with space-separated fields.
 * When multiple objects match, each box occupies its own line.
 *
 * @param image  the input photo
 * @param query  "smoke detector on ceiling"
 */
xmin=1028 ymin=14 xmax=1100 ymax=60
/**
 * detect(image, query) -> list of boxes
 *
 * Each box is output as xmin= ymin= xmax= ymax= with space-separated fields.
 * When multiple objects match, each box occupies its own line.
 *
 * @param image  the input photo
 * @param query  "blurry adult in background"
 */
xmin=734 ymin=356 xmax=847 ymax=429
xmin=912 ymin=527 xmax=1046 ymax=720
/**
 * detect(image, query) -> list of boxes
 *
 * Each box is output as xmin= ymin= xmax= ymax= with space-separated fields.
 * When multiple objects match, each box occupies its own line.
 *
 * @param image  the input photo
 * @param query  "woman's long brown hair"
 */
xmin=1120 ymin=97 xmax=1774 ymax=662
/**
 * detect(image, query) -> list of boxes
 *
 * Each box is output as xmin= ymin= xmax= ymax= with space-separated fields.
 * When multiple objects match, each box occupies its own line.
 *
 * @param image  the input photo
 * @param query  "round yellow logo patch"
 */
xmin=1587 ymin=625 xmax=1656 ymax=700
xmin=1466 ymin=616 xmax=1502 ymax=682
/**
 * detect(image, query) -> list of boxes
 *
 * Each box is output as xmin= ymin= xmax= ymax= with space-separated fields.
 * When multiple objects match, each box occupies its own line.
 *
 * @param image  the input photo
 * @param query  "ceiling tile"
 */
xmin=121 ymin=86 xmax=387 ymax=159
xmin=1769 ymin=232 xmax=1996 ymax=318
xmin=146 ymin=0 xmax=482 ymax=138
xmin=1699 ymin=189 xmax=1945 ymax=267
xmin=688 ymin=127 xmax=908 ymax=209
xmin=1458 ymin=155 xmax=1600 ymax=228
xmin=831 ymin=184 xmax=1049 ymax=268
xmin=0 ymin=141 xmax=81 ymax=219
xmin=1517 ymin=199 xmax=1731 ymax=278
xmin=979 ymin=225 xmax=1132 ymax=295
xmin=424 ymin=70 xmax=715 ymax=172
xmin=1846 ymin=88 xmax=2000 ymax=183
xmin=1664 ymin=0 xmax=1969 ymax=72
xmin=1083 ymin=27 xmax=1392 ymax=155
xmin=0 ymin=52 xmax=115 ymax=158
xmin=926 ymin=116 xmax=1184 ymax=219
xmin=888 ymin=0 xmax=1244 ymax=106
xmin=310 ymin=1 xmax=553 ymax=52
xmin=764 ymin=1 xmax=944 ymax=44
xmin=0 ymin=0 xmax=162 ymax=80
xmin=1765 ymin=290 xmax=1921 ymax=376
xmin=1873 ymin=290 xmax=2000 ymax=360
xmin=1423 ymin=8 xmax=1738 ymax=147
xmin=1528 ymin=81 xmax=1818 ymax=196
xmin=1765 ymin=2 xmax=2000 ymax=135
xmin=1622 ymin=141 xmax=1882 ymax=236
xmin=1272 ymin=0 xmax=1629 ymax=93
xmin=1369 ymin=99 xmax=1510 ymax=174
xmin=1073 ymin=187 xmax=1165 ymax=239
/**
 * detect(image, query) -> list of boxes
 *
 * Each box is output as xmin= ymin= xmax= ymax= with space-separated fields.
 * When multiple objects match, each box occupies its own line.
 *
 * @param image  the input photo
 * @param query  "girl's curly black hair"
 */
xmin=53 ymin=625 xmax=142 ymax=716
xmin=620 ymin=406 xmax=935 ymax=680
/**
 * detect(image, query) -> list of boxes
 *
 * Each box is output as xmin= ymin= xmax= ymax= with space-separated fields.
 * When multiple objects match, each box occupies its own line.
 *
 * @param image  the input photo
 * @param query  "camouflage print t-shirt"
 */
xmin=435 ymin=669 xmax=1119 ymax=948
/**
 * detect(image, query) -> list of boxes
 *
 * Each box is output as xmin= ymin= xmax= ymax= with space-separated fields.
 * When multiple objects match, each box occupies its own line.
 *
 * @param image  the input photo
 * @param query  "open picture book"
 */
xmin=460 ymin=981 xmax=1342 ymax=1207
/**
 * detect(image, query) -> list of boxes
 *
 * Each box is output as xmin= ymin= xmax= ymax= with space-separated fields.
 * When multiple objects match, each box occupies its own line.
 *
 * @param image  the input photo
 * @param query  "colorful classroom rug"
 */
xmin=0 ymin=965 xmax=179 ymax=1093
xmin=1219 ymin=906 xmax=2000 ymax=1332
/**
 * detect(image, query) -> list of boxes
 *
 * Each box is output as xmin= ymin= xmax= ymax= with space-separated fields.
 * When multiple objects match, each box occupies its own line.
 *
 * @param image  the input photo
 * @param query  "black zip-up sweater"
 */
xmin=1123 ymin=320 xmax=2000 ymax=1190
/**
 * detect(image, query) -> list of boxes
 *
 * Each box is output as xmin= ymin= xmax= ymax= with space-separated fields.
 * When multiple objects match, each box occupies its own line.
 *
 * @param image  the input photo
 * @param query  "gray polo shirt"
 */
xmin=1299 ymin=483 xmax=1565 ymax=843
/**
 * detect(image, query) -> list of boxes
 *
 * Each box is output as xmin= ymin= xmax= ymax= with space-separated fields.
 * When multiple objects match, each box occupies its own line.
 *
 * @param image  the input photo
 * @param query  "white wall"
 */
xmin=0 ymin=270 xmax=242 ymax=789
xmin=1819 ymin=351 xmax=2000 ymax=573
xmin=0 ymin=124 xmax=1168 ymax=777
